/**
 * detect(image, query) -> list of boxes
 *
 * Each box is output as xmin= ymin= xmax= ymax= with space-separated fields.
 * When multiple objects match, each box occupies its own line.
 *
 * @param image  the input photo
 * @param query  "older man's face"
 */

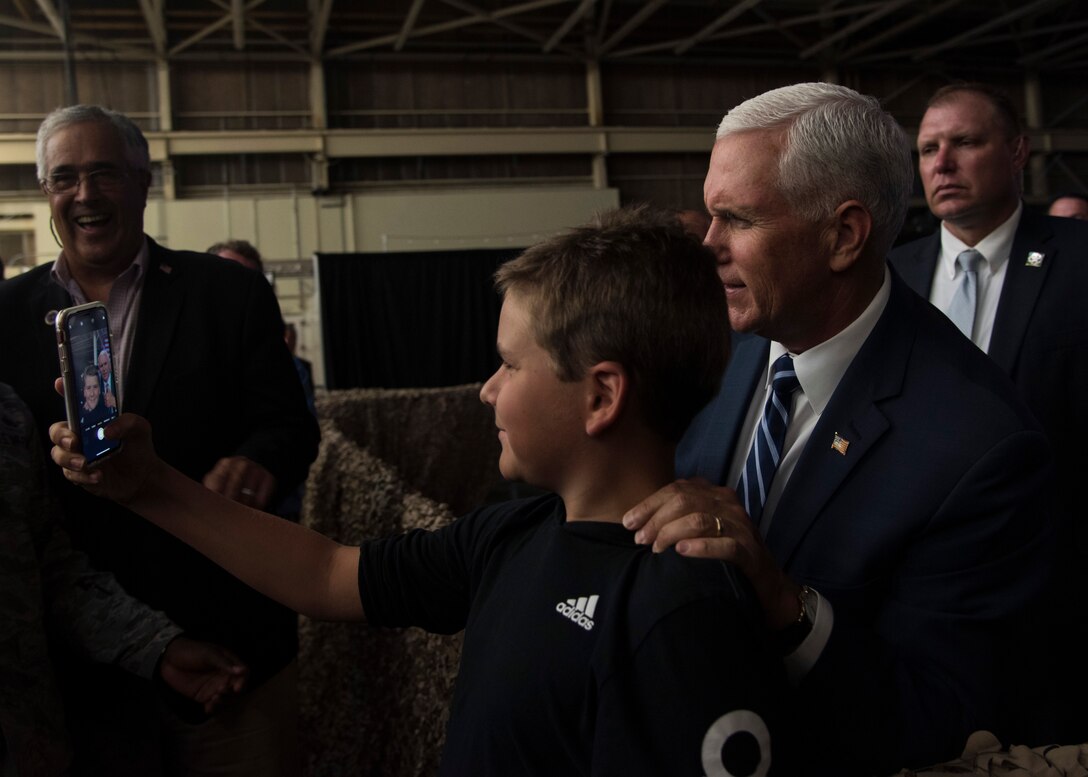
xmin=41 ymin=121 xmax=150 ymax=278
xmin=703 ymin=130 xmax=834 ymax=353
xmin=97 ymin=351 xmax=111 ymax=380
xmin=917 ymin=93 xmax=1026 ymax=240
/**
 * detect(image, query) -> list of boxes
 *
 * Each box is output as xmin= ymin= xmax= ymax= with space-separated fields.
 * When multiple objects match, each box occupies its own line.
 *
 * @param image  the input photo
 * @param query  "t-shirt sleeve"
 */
xmin=591 ymin=595 xmax=785 ymax=776
xmin=357 ymin=503 xmax=507 ymax=635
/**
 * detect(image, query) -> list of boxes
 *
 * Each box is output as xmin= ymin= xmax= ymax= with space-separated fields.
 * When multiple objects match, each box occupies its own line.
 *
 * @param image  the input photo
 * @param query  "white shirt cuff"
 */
xmin=784 ymin=589 xmax=833 ymax=685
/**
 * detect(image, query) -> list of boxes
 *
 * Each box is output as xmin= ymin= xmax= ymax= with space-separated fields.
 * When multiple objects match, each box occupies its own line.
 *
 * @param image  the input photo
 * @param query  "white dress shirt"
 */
xmin=928 ymin=203 xmax=1022 ymax=353
xmin=726 ymin=268 xmax=892 ymax=681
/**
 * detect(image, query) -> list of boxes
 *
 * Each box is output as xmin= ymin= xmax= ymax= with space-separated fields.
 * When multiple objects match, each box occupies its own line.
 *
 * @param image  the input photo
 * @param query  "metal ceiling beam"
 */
xmin=0 ymin=11 xmax=62 ymax=37
xmin=327 ymin=0 xmax=570 ymax=58
xmin=310 ymin=0 xmax=334 ymax=56
xmin=1019 ymin=28 xmax=1088 ymax=65
xmin=800 ymin=0 xmax=914 ymax=59
xmin=438 ymin=0 xmax=562 ymax=53
xmin=138 ymin=0 xmax=167 ymax=56
xmin=395 ymin=0 xmax=427 ymax=51
xmin=171 ymin=0 xmax=263 ymax=57
xmin=544 ymin=0 xmax=594 ymax=53
xmin=231 ymin=0 xmax=245 ymax=50
xmin=749 ymin=5 xmax=806 ymax=50
xmin=170 ymin=14 xmax=232 ymax=57
xmin=592 ymin=0 xmax=614 ymax=52
xmin=249 ymin=16 xmax=308 ymax=57
xmin=32 ymin=0 xmax=63 ymax=39
xmin=912 ymin=0 xmax=1063 ymax=61
xmin=674 ymin=0 xmax=766 ymax=55
xmin=599 ymin=0 xmax=667 ymax=55
xmin=838 ymin=0 xmax=967 ymax=60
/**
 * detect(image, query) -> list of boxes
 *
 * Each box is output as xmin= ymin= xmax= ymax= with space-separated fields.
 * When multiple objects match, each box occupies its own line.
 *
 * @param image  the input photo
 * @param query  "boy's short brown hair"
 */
xmin=495 ymin=205 xmax=728 ymax=443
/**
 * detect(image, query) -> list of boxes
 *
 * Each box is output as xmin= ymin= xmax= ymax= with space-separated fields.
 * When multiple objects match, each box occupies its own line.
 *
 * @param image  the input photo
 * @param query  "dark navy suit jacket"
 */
xmin=890 ymin=209 xmax=1088 ymax=742
xmin=677 ymin=272 xmax=1055 ymax=774
xmin=0 ymin=238 xmax=320 ymax=686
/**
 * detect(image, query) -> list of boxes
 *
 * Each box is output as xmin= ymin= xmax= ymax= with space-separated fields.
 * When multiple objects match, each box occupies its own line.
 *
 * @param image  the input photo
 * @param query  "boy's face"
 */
xmin=480 ymin=293 xmax=586 ymax=490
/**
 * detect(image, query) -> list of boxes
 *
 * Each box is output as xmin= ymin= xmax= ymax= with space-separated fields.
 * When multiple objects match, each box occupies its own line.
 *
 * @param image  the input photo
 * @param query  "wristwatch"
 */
xmin=774 ymin=585 xmax=817 ymax=654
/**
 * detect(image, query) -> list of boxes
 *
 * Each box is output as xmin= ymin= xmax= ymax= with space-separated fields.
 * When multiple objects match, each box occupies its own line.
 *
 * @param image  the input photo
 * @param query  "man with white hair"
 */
xmin=0 ymin=105 xmax=319 ymax=776
xmin=624 ymin=83 xmax=1055 ymax=774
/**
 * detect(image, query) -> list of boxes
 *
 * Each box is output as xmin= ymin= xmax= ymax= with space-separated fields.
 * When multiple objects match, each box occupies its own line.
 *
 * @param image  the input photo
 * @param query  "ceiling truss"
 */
xmin=0 ymin=0 xmax=1078 ymax=72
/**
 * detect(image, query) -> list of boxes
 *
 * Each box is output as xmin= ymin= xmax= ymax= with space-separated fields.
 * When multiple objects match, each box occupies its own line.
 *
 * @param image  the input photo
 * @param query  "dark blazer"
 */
xmin=0 ymin=239 xmax=320 ymax=685
xmin=890 ymin=209 xmax=1088 ymax=741
xmin=677 ymin=272 xmax=1055 ymax=774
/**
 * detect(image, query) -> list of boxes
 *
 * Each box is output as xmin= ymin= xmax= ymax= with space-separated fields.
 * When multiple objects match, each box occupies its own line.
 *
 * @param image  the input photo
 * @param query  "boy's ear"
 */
xmin=584 ymin=361 xmax=628 ymax=437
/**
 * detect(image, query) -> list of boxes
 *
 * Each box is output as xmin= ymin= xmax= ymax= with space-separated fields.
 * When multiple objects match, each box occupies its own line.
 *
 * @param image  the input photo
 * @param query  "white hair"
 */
xmin=36 ymin=104 xmax=150 ymax=180
xmin=717 ymin=82 xmax=912 ymax=257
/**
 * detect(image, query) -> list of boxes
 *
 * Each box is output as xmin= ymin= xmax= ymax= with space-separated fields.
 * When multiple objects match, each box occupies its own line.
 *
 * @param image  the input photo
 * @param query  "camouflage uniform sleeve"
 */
xmin=13 ymin=390 xmax=185 ymax=679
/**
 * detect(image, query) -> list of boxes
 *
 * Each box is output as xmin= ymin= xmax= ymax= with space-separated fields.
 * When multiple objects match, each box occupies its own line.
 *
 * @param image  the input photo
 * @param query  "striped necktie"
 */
xmin=737 ymin=353 xmax=800 ymax=527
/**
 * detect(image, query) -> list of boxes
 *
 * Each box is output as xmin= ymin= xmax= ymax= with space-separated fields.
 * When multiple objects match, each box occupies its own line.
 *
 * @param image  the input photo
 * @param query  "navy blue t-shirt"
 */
xmin=360 ymin=493 xmax=786 ymax=776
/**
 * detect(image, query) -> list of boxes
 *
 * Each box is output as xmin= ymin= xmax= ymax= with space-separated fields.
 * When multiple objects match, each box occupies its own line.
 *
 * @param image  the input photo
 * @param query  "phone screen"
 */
xmin=56 ymin=303 xmax=121 ymax=465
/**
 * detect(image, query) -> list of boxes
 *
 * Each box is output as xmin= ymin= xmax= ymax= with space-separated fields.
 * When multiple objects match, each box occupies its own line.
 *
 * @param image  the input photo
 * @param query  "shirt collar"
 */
xmin=768 ymin=267 xmax=891 ymax=415
xmin=50 ymin=237 xmax=150 ymax=299
xmin=938 ymin=202 xmax=1022 ymax=279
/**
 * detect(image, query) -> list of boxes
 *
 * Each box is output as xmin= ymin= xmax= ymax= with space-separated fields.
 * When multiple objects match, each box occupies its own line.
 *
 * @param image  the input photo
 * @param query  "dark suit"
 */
xmin=677 ymin=273 xmax=1055 ymax=774
xmin=0 ymin=239 xmax=320 ymax=765
xmin=890 ymin=209 xmax=1088 ymax=741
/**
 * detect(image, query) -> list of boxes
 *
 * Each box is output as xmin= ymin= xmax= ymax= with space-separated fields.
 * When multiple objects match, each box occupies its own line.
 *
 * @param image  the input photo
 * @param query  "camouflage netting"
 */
xmin=298 ymin=385 xmax=501 ymax=777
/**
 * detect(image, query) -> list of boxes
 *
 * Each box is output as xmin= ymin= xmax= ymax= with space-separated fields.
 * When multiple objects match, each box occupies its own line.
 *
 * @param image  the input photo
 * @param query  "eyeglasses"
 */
xmin=40 ymin=168 xmax=128 ymax=195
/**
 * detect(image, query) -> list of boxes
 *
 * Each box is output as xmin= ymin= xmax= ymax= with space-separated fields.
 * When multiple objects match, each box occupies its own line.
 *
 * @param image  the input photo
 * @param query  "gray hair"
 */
xmin=717 ymin=82 xmax=912 ymax=257
xmin=36 ymin=104 xmax=151 ymax=180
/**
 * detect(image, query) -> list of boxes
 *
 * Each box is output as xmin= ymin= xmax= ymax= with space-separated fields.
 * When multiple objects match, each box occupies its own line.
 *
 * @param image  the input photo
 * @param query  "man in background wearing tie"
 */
xmin=97 ymin=348 xmax=116 ymax=409
xmin=623 ymin=82 xmax=1056 ymax=775
xmin=889 ymin=82 xmax=1088 ymax=743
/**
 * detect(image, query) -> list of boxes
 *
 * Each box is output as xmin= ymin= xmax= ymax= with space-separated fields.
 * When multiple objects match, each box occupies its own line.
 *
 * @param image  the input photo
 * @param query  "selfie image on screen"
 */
xmin=67 ymin=307 xmax=120 ymax=462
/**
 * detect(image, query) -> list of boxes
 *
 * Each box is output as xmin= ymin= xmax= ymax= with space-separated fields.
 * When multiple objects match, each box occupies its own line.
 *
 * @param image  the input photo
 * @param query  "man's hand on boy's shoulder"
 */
xmin=623 ymin=479 xmax=801 ymax=631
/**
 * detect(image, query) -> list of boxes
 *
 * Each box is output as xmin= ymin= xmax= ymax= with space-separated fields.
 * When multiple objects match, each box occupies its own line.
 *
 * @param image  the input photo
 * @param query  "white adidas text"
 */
xmin=556 ymin=595 xmax=599 ymax=631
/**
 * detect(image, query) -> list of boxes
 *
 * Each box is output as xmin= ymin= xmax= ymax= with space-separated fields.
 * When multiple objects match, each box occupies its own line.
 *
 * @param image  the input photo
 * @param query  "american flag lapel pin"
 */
xmin=1025 ymin=251 xmax=1044 ymax=268
xmin=831 ymin=433 xmax=849 ymax=456
xmin=160 ymin=263 xmax=172 ymax=274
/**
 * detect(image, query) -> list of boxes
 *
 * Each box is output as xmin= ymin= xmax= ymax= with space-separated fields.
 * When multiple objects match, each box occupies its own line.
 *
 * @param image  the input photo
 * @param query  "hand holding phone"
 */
xmin=55 ymin=302 xmax=122 ymax=466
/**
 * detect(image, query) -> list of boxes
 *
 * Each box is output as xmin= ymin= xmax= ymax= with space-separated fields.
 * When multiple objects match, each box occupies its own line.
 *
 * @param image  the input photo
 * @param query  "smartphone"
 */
xmin=55 ymin=301 xmax=122 ymax=465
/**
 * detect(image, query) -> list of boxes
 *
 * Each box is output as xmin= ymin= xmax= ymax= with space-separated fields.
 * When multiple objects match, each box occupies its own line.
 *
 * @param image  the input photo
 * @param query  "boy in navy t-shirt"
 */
xmin=51 ymin=205 xmax=786 ymax=776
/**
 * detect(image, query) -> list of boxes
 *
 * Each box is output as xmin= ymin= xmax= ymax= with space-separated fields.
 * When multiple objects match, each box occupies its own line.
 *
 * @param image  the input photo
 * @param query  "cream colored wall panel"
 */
xmin=253 ymin=198 xmax=298 ymax=259
xmin=315 ymin=197 xmax=350 ymax=255
xmin=156 ymin=200 xmax=229 ymax=253
xmin=352 ymin=186 xmax=619 ymax=253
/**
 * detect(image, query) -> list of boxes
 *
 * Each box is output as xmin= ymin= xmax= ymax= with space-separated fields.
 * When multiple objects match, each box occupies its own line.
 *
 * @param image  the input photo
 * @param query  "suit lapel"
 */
xmin=894 ymin=232 xmax=940 ymax=298
xmin=124 ymin=240 xmax=185 ymax=415
xmin=989 ymin=210 xmax=1054 ymax=375
xmin=766 ymin=279 xmax=912 ymax=565
xmin=676 ymin=334 xmax=768 ymax=484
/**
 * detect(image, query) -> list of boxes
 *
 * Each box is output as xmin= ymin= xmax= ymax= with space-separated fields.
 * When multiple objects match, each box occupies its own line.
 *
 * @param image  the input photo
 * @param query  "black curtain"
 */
xmin=317 ymin=248 xmax=520 ymax=389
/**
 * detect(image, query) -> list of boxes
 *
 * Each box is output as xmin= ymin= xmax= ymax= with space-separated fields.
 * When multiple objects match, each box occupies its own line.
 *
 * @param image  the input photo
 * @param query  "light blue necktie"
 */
xmin=946 ymin=249 xmax=982 ymax=338
xmin=737 ymin=353 xmax=800 ymax=528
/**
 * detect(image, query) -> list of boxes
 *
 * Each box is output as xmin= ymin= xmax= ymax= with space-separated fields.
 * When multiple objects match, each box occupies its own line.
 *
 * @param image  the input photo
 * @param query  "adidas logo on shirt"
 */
xmin=556 ymin=595 xmax=599 ymax=631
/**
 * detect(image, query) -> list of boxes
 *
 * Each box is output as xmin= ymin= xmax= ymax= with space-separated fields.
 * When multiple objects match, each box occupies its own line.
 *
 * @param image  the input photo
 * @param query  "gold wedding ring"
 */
xmin=713 ymin=515 xmax=723 ymax=537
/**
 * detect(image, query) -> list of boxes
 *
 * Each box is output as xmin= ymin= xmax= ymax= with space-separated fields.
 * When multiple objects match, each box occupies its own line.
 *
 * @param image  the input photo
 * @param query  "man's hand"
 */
xmin=159 ymin=636 xmax=248 ymax=715
xmin=622 ymin=478 xmax=801 ymax=630
xmin=48 ymin=413 xmax=162 ymax=506
xmin=202 ymin=456 xmax=276 ymax=509
xmin=103 ymin=389 xmax=117 ymax=409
